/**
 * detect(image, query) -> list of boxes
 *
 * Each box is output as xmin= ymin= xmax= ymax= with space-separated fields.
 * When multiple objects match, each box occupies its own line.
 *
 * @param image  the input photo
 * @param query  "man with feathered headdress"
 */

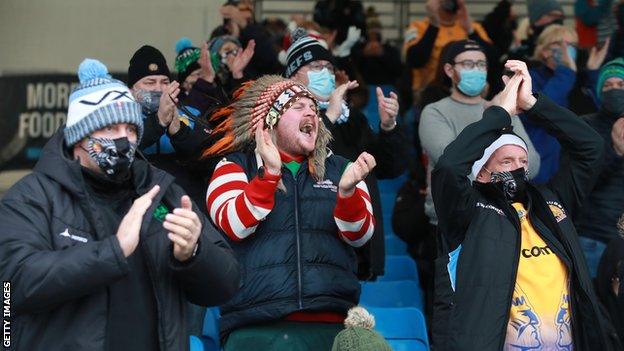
xmin=203 ymin=75 xmax=376 ymax=350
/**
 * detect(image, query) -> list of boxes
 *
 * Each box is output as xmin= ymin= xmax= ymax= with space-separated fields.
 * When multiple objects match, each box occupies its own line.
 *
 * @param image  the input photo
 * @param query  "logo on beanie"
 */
xmin=547 ymin=201 xmax=567 ymax=223
xmin=149 ymin=63 xmax=159 ymax=72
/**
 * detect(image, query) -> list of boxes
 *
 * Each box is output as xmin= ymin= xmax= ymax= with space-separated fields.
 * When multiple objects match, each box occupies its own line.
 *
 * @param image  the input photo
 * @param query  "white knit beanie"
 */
xmin=471 ymin=133 xmax=528 ymax=179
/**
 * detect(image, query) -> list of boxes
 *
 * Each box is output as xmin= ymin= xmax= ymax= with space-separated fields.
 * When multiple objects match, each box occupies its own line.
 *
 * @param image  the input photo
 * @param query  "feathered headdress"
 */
xmin=202 ymin=75 xmax=332 ymax=181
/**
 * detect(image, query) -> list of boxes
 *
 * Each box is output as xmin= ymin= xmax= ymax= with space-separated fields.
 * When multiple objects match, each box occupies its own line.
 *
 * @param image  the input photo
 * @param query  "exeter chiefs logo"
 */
xmin=507 ymin=286 xmax=542 ymax=350
xmin=547 ymin=201 xmax=567 ymax=223
xmin=555 ymin=293 xmax=573 ymax=351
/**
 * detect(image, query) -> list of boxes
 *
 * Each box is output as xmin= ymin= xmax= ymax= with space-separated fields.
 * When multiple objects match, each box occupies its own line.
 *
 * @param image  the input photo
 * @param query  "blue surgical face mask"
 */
xmin=306 ymin=68 xmax=336 ymax=98
xmin=567 ymin=46 xmax=577 ymax=63
xmin=457 ymin=69 xmax=487 ymax=97
xmin=552 ymin=46 xmax=577 ymax=66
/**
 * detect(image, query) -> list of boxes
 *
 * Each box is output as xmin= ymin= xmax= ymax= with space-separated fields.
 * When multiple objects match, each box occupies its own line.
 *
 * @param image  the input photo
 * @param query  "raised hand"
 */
xmin=426 ymin=0 xmax=441 ymax=27
xmin=587 ymin=38 xmax=610 ymax=71
xmin=496 ymin=72 xmax=522 ymax=117
xmin=504 ymin=60 xmax=537 ymax=111
xmin=116 ymin=185 xmax=160 ymax=257
xmin=338 ymin=152 xmax=376 ymax=197
xmin=199 ymin=42 xmax=215 ymax=83
xmin=612 ymin=118 xmax=624 ymax=156
xmin=377 ymin=87 xmax=399 ymax=131
xmin=255 ymin=123 xmax=281 ymax=175
xmin=457 ymin=0 xmax=473 ymax=33
xmin=227 ymin=40 xmax=255 ymax=79
xmin=326 ymin=80 xmax=359 ymax=123
xmin=157 ymin=81 xmax=180 ymax=127
xmin=164 ymin=195 xmax=202 ymax=262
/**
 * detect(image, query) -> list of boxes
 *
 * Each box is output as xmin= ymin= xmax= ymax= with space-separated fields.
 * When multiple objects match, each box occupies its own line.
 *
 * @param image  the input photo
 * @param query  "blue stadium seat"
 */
xmin=385 ymin=235 xmax=408 ymax=255
xmin=202 ymin=307 xmax=221 ymax=351
xmin=378 ymin=255 xmax=419 ymax=284
xmin=367 ymin=307 xmax=429 ymax=349
xmin=360 ymin=280 xmax=424 ymax=310
xmin=387 ymin=339 xmax=429 ymax=351
xmin=378 ymin=173 xmax=408 ymax=195
xmin=363 ymin=85 xmax=396 ymax=133
xmin=190 ymin=335 xmax=204 ymax=351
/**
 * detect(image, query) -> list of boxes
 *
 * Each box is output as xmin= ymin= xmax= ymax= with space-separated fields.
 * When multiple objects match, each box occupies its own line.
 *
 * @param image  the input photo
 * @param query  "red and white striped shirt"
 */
xmin=206 ymin=158 xmax=375 ymax=247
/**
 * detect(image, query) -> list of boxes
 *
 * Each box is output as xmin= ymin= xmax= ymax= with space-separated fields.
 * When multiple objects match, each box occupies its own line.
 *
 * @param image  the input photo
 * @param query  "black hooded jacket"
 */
xmin=0 ymin=129 xmax=240 ymax=351
xmin=431 ymin=95 xmax=621 ymax=350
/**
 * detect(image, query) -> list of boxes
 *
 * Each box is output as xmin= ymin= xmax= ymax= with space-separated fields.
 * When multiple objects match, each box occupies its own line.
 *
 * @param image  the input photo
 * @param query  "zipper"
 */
xmin=140 ymin=238 xmax=166 ymax=350
xmin=293 ymin=173 xmax=303 ymax=309
xmin=498 ymin=200 xmax=522 ymax=350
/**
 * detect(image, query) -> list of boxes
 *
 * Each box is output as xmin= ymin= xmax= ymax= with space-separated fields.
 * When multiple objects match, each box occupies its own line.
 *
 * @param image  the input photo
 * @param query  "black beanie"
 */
xmin=128 ymin=45 xmax=171 ymax=88
xmin=284 ymin=28 xmax=335 ymax=78
xmin=444 ymin=39 xmax=485 ymax=64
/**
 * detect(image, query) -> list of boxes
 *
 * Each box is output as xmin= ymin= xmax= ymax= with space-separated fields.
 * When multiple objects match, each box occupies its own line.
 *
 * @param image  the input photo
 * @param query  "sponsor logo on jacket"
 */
xmin=476 ymin=202 xmax=504 ymax=216
xmin=59 ymin=228 xmax=88 ymax=243
xmin=313 ymin=179 xmax=337 ymax=192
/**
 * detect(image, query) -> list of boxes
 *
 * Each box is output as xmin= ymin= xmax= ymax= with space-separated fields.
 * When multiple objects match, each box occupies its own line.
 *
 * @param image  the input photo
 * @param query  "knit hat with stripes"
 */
xmin=64 ymin=59 xmax=143 ymax=146
xmin=284 ymin=27 xmax=334 ymax=78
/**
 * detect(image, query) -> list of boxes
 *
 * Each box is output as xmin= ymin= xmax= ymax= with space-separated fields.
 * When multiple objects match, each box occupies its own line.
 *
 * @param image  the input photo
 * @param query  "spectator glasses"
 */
xmin=221 ymin=48 xmax=239 ymax=60
xmin=453 ymin=60 xmax=488 ymax=70
xmin=307 ymin=62 xmax=335 ymax=73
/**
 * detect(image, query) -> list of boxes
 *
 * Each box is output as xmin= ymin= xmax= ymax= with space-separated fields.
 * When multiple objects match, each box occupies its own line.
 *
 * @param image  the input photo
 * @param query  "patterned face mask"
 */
xmin=490 ymin=167 xmax=529 ymax=201
xmin=85 ymin=137 xmax=137 ymax=180
xmin=134 ymin=89 xmax=162 ymax=115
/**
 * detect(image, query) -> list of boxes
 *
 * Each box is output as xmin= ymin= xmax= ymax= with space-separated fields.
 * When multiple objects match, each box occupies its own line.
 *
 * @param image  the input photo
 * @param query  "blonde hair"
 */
xmin=532 ymin=24 xmax=578 ymax=61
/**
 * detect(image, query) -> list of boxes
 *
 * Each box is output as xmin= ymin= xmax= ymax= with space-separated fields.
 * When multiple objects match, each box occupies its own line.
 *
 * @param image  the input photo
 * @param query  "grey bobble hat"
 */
xmin=527 ymin=0 xmax=564 ymax=25
xmin=65 ymin=59 xmax=143 ymax=146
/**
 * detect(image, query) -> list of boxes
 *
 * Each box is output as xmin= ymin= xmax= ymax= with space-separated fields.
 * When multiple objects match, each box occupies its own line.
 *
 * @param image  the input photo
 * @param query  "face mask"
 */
xmin=307 ymin=68 xmax=336 ymax=99
xmin=135 ymin=89 xmax=162 ymax=115
xmin=490 ymin=167 xmax=529 ymax=202
xmin=85 ymin=137 xmax=137 ymax=181
xmin=567 ymin=46 xmax=577 ymax=63
xmin=601 ymin=89 xmax=624 ymax=119
xmin=457 ymin=69 xmax=487 ymax=97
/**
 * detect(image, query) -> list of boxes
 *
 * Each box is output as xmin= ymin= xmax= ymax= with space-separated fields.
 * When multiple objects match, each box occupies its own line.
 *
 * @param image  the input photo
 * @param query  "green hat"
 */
xmin=331 ymin=307 xmax=392 ymax=351
xmin=597 ymin=58 xmax=624 ymax=100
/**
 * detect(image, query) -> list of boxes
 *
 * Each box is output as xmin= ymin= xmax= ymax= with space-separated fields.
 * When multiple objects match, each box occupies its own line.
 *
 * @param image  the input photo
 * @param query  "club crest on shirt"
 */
xmin=555 ymin=293 xmax=573 ymax=351
xmin=507 ymin=286 xmax=543 ymax=350
xmin=547 ymin=201 xmax=567 ymax=223
xmin=313 ymin=179 xmax=337 ymax=192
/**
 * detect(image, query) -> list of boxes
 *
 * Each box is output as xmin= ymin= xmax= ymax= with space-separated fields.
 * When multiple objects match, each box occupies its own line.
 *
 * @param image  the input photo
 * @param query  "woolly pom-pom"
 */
xmin=344 ymin=306 xmax=375 ymax=330
xmin=291 ymin=27 xmax=309 ymax=43
xmin=77 ymin=58 xmax=110 ymax=83
xmin=175 ymin=37 xmax=194 ymax=54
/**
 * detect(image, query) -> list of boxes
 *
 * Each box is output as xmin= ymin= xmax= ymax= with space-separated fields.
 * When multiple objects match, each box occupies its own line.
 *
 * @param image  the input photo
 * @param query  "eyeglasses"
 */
xmin=221 ymin=49 xmax=239 ymax=59
xmin=453 ymin=60 xmax=488 ymax=70
xmin=307 ymin=62 xmax=335 ymax=73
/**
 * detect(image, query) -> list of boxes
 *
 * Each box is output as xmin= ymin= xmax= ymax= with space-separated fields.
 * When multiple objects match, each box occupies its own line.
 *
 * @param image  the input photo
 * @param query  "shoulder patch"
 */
xmin=547 ymin=201 xmax=567 ymax=223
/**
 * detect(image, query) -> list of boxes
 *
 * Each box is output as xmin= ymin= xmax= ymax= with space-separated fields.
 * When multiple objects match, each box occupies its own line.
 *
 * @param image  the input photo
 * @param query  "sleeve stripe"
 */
xmin=334 ymin=217 xmax=365 ymax=233
xmin=206 ymin=158 xmax=277 ymax=242
xmin=333 ymin=180 xmax=375 ymax=247
xmin=340 ymin=218 xmax=375 ymax=248
xmin=227 ymin=200 xmax=257 ymax=240
xmin=209 ymin=189 xmax=244 ymax=222
xmin=243 ymin=193 xmax=272 ymax=220
xmin=207 ymin=172 xmax=248 ymax=197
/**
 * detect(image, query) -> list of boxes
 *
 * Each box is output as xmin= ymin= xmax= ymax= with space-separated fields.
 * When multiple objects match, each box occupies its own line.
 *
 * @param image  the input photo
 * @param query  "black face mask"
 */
xmin=490 ymin=167 xmax=529 ymax=202
xmin=83 ymin=137 xmax=137 ymax=182
xmin=601 ymin=89 xmax=624 ymax=120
